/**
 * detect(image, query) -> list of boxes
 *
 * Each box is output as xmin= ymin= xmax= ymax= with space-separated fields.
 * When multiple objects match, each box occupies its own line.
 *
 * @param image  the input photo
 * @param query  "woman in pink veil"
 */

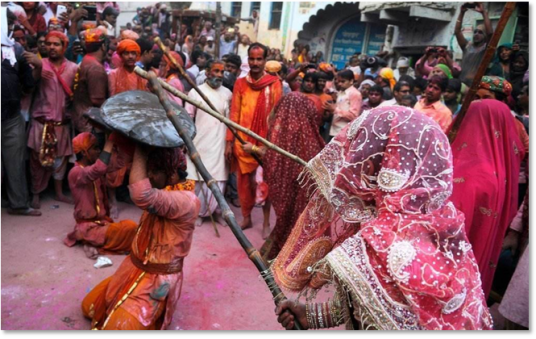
xmin=450 ymin=99 xmax=524 ymax=298
xmin=272 ymin=106 xmax=492 ymax=330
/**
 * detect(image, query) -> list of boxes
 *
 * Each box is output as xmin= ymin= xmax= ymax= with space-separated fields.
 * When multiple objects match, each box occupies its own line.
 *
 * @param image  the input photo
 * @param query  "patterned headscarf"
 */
xmin=46 ymin=31 xmax=69 ymax=51
xmin=72 ymin=132 xmax=97 ymax=156
xmin=480 ymin=75 xmax=513 ymax=97
xmin=116 ymin=39 xmax=141 ymax=58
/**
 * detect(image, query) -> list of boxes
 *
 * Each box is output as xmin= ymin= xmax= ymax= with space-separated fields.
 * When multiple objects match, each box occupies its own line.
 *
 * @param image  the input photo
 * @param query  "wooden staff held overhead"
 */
xmin=145 ymin=70 xmax=303 ymax=330
xmin=153 ymin=37 xmax=264 ymax=166
xmin=134 ymin=67 xmax=307 ymax=167
xmin=448 ymin=2 xmax=516 ymax=143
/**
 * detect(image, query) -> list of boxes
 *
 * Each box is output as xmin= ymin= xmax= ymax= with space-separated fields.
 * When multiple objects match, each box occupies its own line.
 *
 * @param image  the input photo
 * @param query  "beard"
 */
xmin=207 ymin=77 xmax=223 ymax=89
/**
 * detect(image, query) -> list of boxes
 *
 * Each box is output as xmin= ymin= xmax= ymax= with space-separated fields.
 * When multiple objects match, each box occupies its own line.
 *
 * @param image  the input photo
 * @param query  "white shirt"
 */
xmin=185 ymin=83 xmax=232 ymax=181
xmin=196 ymin=70 xmax=206 ymax=86
xmin=188 ymin=64 xmax=200 ymax=79
xmin=379 ymin=98 xmax=398 ymax=107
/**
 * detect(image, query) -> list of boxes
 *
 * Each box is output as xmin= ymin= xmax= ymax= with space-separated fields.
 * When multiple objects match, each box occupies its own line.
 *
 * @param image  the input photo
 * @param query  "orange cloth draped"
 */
xmin=227 ymin=73 xmax=282 ymax=218
xmin=108 ymin=66 xmax=148 ymax=96
xmin=100 ymin=220 xmax=138 ymax=254
xmin=82 ymin=276 xmax=165 ymax=330
xmin=227 ymin=73 xmax=282 ymax=175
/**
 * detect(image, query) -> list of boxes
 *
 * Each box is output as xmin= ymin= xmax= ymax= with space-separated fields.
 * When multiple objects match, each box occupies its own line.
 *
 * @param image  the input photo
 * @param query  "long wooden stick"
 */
xmin=448 ymin=2 xmax=516 ymax=143
xmin=134 ymin=67 xmax=307 ymax=167
xmin=145 ymin=71 xmax=303 ymax=330
xmin=153 ymin=37 xmax=264 ymax=166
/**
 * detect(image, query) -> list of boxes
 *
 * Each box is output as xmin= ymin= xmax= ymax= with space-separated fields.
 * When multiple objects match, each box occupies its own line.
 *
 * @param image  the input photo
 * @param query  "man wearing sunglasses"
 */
xmin=455 ymin=2 xmax=492 ymax=87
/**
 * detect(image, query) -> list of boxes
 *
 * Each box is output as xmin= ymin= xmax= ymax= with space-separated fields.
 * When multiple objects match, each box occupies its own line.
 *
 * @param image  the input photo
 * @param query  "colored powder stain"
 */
xmin=216 ymin=281 xmax=225 ymax=289
xmin=150 ymin=283 xmax=170 ymax=299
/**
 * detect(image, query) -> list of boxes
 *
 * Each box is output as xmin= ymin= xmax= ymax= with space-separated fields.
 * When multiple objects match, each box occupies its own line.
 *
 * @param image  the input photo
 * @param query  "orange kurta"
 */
xmin=226 ymin=75 xmax=283 ymax=175
xmin=82 ymin=178 xmax=200 ymax=330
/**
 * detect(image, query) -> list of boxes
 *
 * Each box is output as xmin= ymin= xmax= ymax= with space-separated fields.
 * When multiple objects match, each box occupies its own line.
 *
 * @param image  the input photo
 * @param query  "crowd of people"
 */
xmin=1 ymin=1 xmax=529 ymax=331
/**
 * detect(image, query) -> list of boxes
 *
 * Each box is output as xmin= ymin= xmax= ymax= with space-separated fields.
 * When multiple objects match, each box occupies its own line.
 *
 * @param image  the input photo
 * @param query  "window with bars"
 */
xmin=269 ymin=2 xmax=283 ymax=30
xmin=231 ymin=2 xmax=242 ymax=18
xmin=250 ymin=2 xmax=261 ymax=15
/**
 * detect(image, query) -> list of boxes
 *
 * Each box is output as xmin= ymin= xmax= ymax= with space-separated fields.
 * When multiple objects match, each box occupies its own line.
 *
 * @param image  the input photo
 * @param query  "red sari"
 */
xmin=261 ymin=93 xmax=325 ymax=260
xmin=450 ymin=99 xmax=524 ymax=297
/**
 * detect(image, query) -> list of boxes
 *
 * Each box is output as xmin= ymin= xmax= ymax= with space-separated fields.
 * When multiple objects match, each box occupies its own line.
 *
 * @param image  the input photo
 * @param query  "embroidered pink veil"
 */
xmin=272 ymin=106 xmax=492 ymax=330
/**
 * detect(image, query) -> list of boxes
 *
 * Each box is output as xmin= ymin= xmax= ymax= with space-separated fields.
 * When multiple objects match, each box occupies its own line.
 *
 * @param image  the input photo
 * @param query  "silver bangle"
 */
xmin=311 ymin=303 xmax=318 ymax=329
xmin=317 ymin=303 xmax=324 ymax=329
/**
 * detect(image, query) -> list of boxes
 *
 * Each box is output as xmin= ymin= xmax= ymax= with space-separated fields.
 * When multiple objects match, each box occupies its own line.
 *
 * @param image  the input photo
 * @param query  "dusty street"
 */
xmin=1 ymin=192 xmax=326 ymax=330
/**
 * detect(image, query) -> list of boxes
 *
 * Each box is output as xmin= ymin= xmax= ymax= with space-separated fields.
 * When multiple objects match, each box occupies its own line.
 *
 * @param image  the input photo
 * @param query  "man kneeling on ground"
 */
xmin=64 ymin=132 xmax=138 ymax=258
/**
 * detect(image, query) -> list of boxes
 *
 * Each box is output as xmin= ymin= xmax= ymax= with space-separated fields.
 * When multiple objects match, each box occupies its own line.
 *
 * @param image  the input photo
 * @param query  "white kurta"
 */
xmin=185 ymin=83 xmax=232 ymax=182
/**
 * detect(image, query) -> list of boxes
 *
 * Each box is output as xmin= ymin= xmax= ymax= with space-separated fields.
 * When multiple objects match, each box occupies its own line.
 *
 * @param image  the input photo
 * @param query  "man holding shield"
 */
xmin=82 ymin=144 xmax=200 ymax=330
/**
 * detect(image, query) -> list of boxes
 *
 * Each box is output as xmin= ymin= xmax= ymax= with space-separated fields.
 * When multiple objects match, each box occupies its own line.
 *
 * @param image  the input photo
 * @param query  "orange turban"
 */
xmin=319 ymin=62 xmax=333 ymax=73
xmin=73 ymin=132 xmax=97 ymax=155
xmin=265 ymin=60 xmax=282 ymax=73
xmin=117 ymin=39 xmax=141 ymax=58
xmin=84 ymin=28 xmax=106 ymax=45
xmin=45 ymin=31 xmax=69 ymax=51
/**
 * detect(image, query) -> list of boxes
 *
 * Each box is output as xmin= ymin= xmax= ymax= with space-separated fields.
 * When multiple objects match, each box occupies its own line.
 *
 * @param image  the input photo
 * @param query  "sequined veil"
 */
xmin=271 ymin=106 xmax=493 ymax=330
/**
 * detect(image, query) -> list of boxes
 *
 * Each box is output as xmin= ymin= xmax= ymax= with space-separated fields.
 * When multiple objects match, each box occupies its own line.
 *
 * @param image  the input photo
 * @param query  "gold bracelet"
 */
xmin=251 ymin=145 xmax=258 ymax=154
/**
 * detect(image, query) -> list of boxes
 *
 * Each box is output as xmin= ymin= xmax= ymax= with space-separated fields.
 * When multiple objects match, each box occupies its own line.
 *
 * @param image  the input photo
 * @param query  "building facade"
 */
xmin=117 ymin=2 xmax=527 ymax=68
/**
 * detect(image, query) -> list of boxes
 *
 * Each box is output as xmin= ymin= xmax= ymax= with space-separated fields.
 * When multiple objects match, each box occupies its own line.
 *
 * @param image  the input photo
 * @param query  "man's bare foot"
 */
xmin=31 ymin=194 xmax=41 ymax=209
xmin=7 ymin=207 xmax=42 ymax=216
xmin=240 ymin=216 xmax=253 ymax=230
xmin=195 ymin=217 xmax=203 ymax=227
xmin=55 ymin=194 xmax=74 ymax=205
xmin=83 ymin=245 xmax=99 ymax=259
xmin=262 ymin=224 xmax=271 ymax=240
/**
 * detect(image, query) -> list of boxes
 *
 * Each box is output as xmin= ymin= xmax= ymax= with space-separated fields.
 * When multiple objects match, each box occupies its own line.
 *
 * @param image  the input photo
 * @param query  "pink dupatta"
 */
xmin=450 ymin=99 xmax=524 ymax=297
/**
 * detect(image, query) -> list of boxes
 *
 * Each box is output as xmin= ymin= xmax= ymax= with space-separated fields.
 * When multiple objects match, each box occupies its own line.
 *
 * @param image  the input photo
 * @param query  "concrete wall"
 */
xmin=242 ymin=1 xmax=342 ymax=56
xmin=116 ymin=1 xmax=154 ymax=32
xmin=390 ymin=4 xmax=483 ymax=59
xmin=359 ymin=2 xmax=498 ymax=61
